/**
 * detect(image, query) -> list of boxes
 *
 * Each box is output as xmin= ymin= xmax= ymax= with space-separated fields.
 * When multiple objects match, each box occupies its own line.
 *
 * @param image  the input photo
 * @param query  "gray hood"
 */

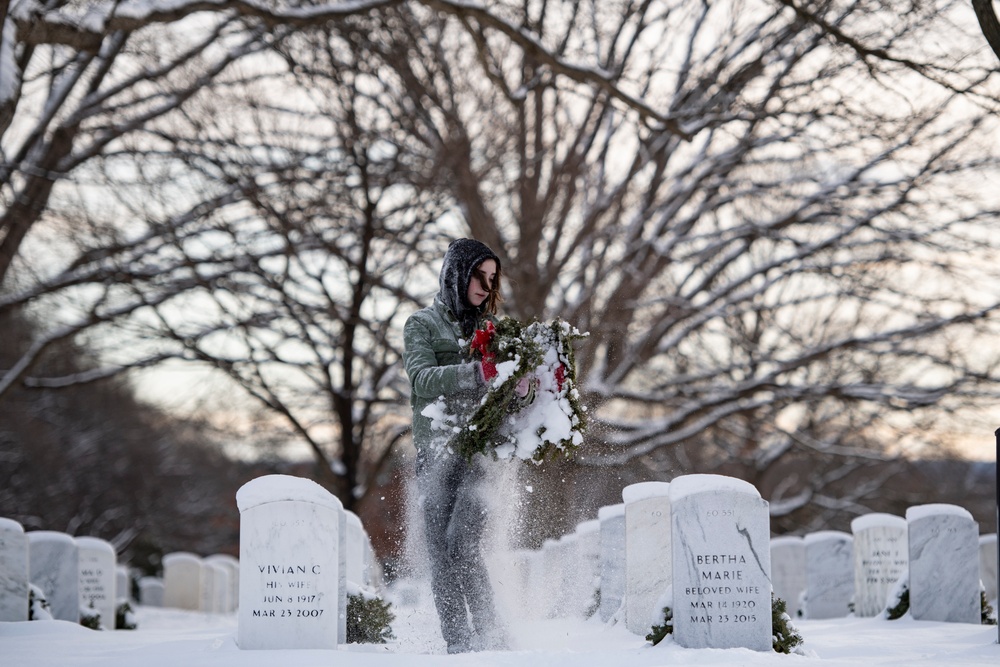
xmin=438 ymin=238 xmax=500 ymax=337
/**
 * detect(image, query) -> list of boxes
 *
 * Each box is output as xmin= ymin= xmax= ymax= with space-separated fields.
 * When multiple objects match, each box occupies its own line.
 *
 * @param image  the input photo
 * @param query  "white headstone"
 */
xmin=537 ymin=537 xmax=562 ymax=619
xmin=906 ymin=504 xmax=979 ymax=623
xmin=770 ymin=536 xmax=806 ymax=619
xmin=850 ymin=513 xmax=907 ymax=617
xmin=337 ymin=508 xmax=346 ymax=644
xmin=575 ymin=519 xmax=601 ymax=617
xmin=552 ymin=532 xmax=579 ymax=617
xmin=980 ymin=534 xmax=998 ymax=604
xmin=0 ymin=518 xmax=28 ymax=622
xmin=344 ymin=512 xmax=364 ymax=586
xmin=76 ymin=537 xmax=117 ymax=630
xmin=598 ymin=503 xmax=626 ymax=622
xmin=138 ymin=577 xmax=164 ymax=607
xmin=162 ymin=552 xmax=203 ymax=611
xmin=236 ymin=474 xmax=343 ymax=650
xmin=206 ymin=560 xmax=230 ymax=612
xmin=803 ymin=531 xmax=853 ymax=619
xmin=623 ymin=481 xmax=671 ymax=635
xmin=670 ymin=475 xmax=772 ymax=651
xmin=116 ymin=565 xmax=131 ymax=604
xmin=206 ymin=554 xmax=240 ymax=612
xmin=28 ymin=531 xmax=79 ymax=622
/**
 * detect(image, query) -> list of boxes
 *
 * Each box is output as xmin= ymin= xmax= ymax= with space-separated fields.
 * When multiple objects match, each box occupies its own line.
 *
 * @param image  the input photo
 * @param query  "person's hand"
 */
xmin=515 ymin=376 xmax=531 ymax=397
xmin=481 ymin=359 xmax=498 ymax=382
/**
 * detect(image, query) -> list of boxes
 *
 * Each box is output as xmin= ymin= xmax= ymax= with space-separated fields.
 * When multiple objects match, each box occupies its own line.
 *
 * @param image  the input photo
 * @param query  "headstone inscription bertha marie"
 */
xmin=236 ymin=474 xmax=343 ymax=650
xmin=669 ymin=474 xmax=772 ymax=651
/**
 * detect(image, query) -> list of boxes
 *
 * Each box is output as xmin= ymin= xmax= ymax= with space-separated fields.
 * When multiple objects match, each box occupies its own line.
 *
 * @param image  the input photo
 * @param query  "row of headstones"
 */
xmin=234 ymin=474 xmax=383 ymax=650
xmin=772 ymin=516 xmax=998 ymax=621
xmin=496 ymin=475 xmax=998 ymax=652
xmin=0 ymin=519 xmax=126 ymax=628
xmin=149 ymin=552 xmax=241 ymax=613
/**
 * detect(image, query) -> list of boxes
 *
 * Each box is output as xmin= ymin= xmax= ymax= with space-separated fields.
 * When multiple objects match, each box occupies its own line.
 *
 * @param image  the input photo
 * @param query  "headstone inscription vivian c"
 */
xmin=237 ymin=474 xmax=343 ymax=650
xmin=76 ymin=537 xmax=117 ymax=630
xmin=850 ymin=514 xmax=907 ymax=617
xmin=623 ymin=481 xmax=671 ymax=636
xmin=803 ymin=531 xmax=853 ymax=619
xmin=769 ymin=536 xmax=806 ymax=620
xmin=28 ymin=531 xmax=80 ymax=623
xmin=0 ymin=518 xmax=28 ymax=622
xmin=670 ymin=474 xmax=772 ymax=651
xmin=906 ymin=504 xmax=979 ymax=624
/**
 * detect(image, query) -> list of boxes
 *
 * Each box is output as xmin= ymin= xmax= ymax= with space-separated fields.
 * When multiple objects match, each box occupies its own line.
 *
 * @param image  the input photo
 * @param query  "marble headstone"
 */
xmin=76 ymin=537 xmax=117 ymax=630
xmin=575 ymin=519 xmax=601 ymax=615
xmin=850 ymin=514 xmax=907 ymax=617
xmin=206 ymin=554 xmax=240 ymax=612
xmin=670 ymin=475 xmax=772 ymax=651
xmin=623 ymin=481 xmax=671 ymax=635
xmin=980 ymin=534 xmax=997 ymax=603
xmin=116 ymin=565 xmax=131 ymax=604
xmin=162 ymin=552 xmax=203 ymax=610
xmin=803 ymin=531 xmax=853 ymax=619
xmin=344 ymin=512 xmax=364 ymax=586
xmin=906 ymin=504 xmax=979 ymax=623
xmin=0 ymin=518 xmax=28 ymax=622
xmin=598 ymin=503 xmax=626 ymax=622
xmin=337 ymin=507 xmax=347 ymax=644
xmin=552 ymin=533 xmax=579 ymax=617
xmin=769 ymin=536 xmax=806 ymax=619
xmin=206 ymin=560 xmax=230 ymax=612
xmin=236 ymin=474 xmax=343 ymax=650
xmin=138 ymin=576 xmax=164 ymax=607
xmin=28 ymin=531 xmax=80 ymax=622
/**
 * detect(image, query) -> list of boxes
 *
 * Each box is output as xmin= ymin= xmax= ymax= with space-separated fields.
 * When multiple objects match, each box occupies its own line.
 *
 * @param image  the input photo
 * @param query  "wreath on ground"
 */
xmin=437 ymin=316 xmax=588 ymax=462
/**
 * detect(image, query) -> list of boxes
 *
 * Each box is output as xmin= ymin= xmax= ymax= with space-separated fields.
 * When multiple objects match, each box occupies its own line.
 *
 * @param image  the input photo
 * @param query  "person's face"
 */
xmin=466 ymin=259 xmax=497 ymax=308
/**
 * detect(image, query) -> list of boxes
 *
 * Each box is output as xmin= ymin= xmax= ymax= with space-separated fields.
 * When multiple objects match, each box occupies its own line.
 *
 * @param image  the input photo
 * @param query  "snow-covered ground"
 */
xmin=3 ymin=591 xmax=998 ymax=667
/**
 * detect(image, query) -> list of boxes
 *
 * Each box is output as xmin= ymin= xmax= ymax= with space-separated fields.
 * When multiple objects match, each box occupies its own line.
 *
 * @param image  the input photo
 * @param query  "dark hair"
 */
xmin=477 ymin=261 xmax=503 ymax=315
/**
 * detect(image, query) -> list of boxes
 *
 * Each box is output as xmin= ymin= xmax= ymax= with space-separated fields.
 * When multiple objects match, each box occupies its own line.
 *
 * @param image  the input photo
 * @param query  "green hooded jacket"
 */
xmin=404 ymin=239 xmax=500 ymax=452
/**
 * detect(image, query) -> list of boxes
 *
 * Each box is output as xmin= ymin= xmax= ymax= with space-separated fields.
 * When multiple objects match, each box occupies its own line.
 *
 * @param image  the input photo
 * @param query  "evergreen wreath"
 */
xmin=449 ymin=316 xmax=588 ymax=462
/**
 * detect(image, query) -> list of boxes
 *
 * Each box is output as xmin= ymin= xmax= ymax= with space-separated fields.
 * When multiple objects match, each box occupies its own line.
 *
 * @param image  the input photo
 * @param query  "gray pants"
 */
xmin=416 ymin=450 xmax=502 ymax=652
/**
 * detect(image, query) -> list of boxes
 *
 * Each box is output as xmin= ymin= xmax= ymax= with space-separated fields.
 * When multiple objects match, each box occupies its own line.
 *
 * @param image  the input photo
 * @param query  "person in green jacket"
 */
xmin=403 ymin=238 xmax=516 ymax=653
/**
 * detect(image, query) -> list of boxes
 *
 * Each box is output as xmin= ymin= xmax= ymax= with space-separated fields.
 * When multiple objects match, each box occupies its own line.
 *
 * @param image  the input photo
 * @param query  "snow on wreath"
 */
xmin=422 ymin=316 xmax=588 ymax=461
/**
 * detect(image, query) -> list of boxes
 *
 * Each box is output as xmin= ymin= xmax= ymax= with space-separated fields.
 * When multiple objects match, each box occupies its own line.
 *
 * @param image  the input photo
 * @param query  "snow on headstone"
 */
xmin=670 ymin=475 xmax=772 ymax=651
xmin=981 ymin=534 xmax=997 ymax=603
xmin=850 ymin=513 xmax=907 ymax=617
xmin=27 ymin=531 xmax=79 ymax=622
xmin=76 ymin=537 xmax=117 ymax=630
xmin=770 ymin=536 xmax=806 ymax=619
xmin=236 ymin=474 xmax=342 ymax=650
xmin=598 ymin=503 xmax=626 ymax=623
xmin=206 ymin=554 xmax=240 ymax=612
xmin=0 ymin=518 xmax=28 ymax=622
xmin=906 ymin=504 xmax=979 ymax=623
xmin=162 ymin=552 xmax=203 ymax=611
xmin=623 ymin=481 xmax=671 ymax=635
xmin=138 ymin=576 xmax=164 ymax=607
xmin=803 ymin=531 xmax=853 ymax=619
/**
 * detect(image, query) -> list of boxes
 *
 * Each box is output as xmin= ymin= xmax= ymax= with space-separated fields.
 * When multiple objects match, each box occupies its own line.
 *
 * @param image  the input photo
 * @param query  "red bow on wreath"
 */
xmin=471 ymin=321 xmax=498 ymax=381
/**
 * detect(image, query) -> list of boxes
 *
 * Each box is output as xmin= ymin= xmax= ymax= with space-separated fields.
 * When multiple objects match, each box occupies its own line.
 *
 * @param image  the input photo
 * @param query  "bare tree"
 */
xmin=3 ymin=0 xmax=1000 ymax=533
xmin=315 ymin=1 xmax=1000 ymax=531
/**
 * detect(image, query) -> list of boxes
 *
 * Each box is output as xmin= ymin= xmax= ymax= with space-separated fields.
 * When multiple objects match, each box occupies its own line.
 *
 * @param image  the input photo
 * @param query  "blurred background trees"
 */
xmin=2 ymin=0 xmax=998 ymax=566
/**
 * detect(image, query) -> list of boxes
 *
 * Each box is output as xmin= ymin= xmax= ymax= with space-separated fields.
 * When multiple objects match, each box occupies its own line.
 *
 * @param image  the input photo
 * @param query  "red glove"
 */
xmin=482 ymin=359 xmax=498 ymax=381
xmin=555 ymin=363 xmax=566 ymax=391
